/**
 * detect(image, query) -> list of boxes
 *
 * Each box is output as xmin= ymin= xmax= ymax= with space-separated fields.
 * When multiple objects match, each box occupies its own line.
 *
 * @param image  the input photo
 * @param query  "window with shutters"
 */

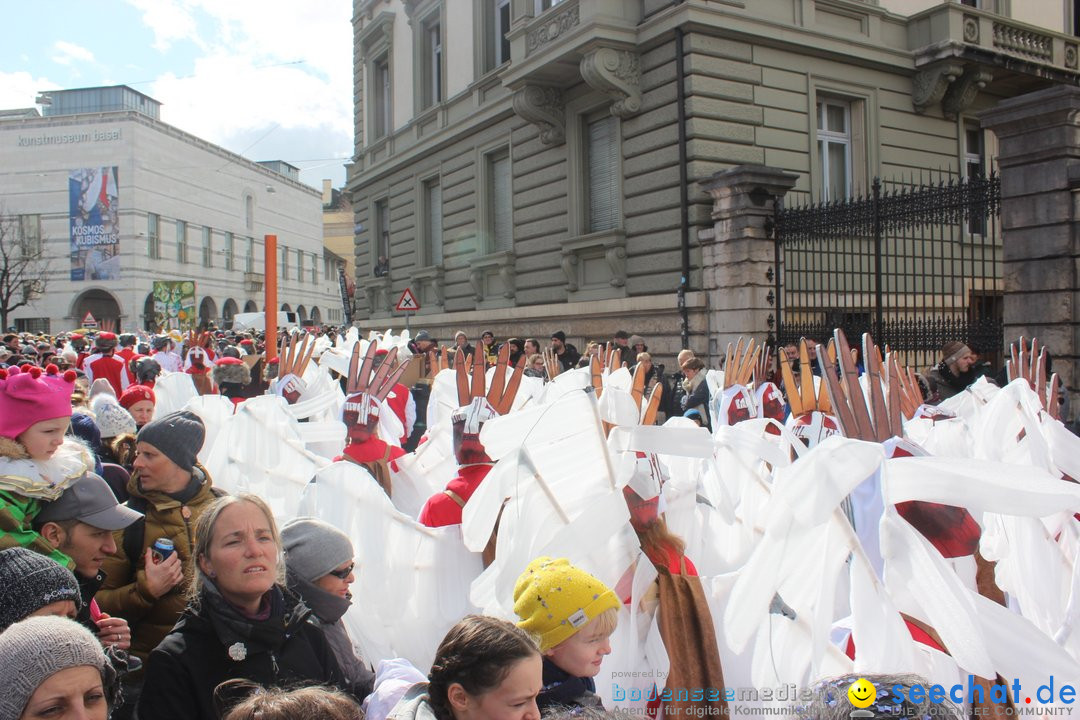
xmin=419 ymin=15 xmax=443 ymax=110
xmin=202 ymin=227 xmax=213 ymax=268
xmin=489 ymin=148 xmax=512 ymax=252
xmin=281 ymin=244 xmax=289 ymax=281
xmin=224 ymin=232 xmax=234 ymax=271
xmin=422 ymin=177 xmax=443 ymax=265
xmin=812 ymin=90 xmax=868 ymax=202
xmin=374 ymin=198 xmax=390 ymax=261
xmin=373 ymin=56 xmax=391 ymax=140
xmin=246 ymin=237 xmax=254 ymax=273
xmin=586 ymin=115 xmax=618 ymax=233
xmin=176 ymin=220 xmax=187 ymax=264
xmin=18 ymin=215 xmax=41 ymax=256
xmin=297 ymin=249 xmax=304 ymax=283
xmin=147 ymin=213 xmax=161 ymax=259
xmin=310 ymin=252 xmax=317 ymax=284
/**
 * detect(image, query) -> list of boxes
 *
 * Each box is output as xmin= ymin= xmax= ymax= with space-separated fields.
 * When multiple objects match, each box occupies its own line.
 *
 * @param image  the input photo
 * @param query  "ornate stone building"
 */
xmin=347 ymin=0 xmax=1080 ymax=365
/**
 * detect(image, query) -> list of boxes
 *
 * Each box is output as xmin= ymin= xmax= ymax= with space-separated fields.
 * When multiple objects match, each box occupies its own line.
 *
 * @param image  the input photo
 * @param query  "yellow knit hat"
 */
xmin=513 ymin=556 xmax=620 ymax=652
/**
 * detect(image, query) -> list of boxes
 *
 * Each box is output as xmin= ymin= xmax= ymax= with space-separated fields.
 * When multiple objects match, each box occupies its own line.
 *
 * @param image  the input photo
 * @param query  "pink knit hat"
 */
xmin=0 ymin=364 xmax=77 ymax=439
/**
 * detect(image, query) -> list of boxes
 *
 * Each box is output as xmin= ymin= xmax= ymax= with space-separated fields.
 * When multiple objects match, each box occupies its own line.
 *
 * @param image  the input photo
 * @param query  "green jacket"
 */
xmin=97 ymin=464 xmax=221 ymax=661
xmin=0 ymin=436 xmax=92 ymax=569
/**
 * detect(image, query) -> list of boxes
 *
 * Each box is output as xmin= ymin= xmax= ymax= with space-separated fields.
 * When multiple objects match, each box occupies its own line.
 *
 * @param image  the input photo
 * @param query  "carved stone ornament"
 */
xmin=911 ymin=61 xmax=964 ymax=113
xmin=559 ymin=254 xmax=580 ymax=292
xmin=581 ymin=48 xmax=642 ymax=118
xmin=468 ymin=266 xmax=485 ymax=302
xmin=513 ymin=85 xmax=566 ymax=145
xmin=559 ymin=233 xmax=627 ymax=292
xmin=526 ymin=4 xmax=580 ymax=56
xmin=942 ymin=67 xmax=993 ymax=119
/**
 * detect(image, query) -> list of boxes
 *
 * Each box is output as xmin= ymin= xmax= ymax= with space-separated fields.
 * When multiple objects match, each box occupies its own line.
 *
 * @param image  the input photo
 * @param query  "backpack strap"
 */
xmin=121 ymin=495 xmax=149 ymax=567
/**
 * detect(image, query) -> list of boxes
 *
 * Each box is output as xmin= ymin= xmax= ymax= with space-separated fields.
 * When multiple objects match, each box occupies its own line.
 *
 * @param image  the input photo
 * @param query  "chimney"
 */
xmin=322 ymin=179 xmax=332 ymax=205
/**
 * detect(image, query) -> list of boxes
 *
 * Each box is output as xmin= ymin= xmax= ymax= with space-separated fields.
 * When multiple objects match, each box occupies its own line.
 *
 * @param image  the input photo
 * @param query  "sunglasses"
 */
xmin=327 ymin=562 xmax=354 ymax=579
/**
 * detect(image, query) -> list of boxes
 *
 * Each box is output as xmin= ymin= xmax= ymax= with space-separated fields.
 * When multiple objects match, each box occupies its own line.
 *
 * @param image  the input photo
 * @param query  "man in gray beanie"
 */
xmin=0 ymin=547 xmax=82 ymax=632
xmin=98 ymin=408 xmax=223 ymax=692
xmin=282 ymin=517 xmax=375 ymax=699
xmin=0 ymin=615 xmax=118 ymax=720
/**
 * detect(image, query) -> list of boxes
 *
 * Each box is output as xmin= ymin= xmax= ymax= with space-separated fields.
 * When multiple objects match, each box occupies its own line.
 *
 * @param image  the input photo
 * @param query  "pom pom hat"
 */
xmin=0 ymin=364 xmax=77 ymax=439
xmin=513 ymin=556 xmax=620 ymax=652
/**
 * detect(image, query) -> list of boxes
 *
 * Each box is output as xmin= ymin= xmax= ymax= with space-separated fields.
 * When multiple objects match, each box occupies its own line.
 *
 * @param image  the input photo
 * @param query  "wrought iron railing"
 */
xmin=773 ymin=173 xmax=1002 ymax=371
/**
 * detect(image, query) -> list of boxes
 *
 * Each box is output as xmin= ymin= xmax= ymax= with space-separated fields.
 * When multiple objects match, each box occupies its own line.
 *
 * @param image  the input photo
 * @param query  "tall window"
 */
xmin=224 ymin=232 xmax=234 ymax=271
xmin=586 ymin=115 xmax=619 ymax=233
xmin=489 ymin=0 xmax=511 ymax=70
xmin=964 ymin=124 xmax=986 ymax=235
xmin=373 ymin=57 xmax=391 ymax=139
xmin=324 ymin=254 xmax=332 ymax=281
xmin=202 ymin=227 xmax=213 ymax=268
xmin=487 ymin=149 xmax=512 ymax=252
xmin=244 ymin=194 xmax=254 ymax=231
xmin=246 ymin=237 xmax=254 ymax=273
xmin=310 ymin=252 xmax=317 ymax=284
xmin=297 ymin=248 xmax=304 ymax=283
xmin=535 ymin=0 xmax=564 ymax=11
xmin=281 ymin=245 xmax=289 ymax=280
xmin=422 ymin=18 xmax=443 ymax=109
xmin=374 ymin=199 xmax=391 ymax=260
xmin=18 ymin=215 xmax=41 ymax=256
xmin=147 ymin=213 xmax=161 ymax=259
xmin=176 ymin=220 xmax=187 ymax=264
xmin=423 ymin=177 xmax=443 ymax=265
xmin=817 ymin=99 xmax=851 ymax=202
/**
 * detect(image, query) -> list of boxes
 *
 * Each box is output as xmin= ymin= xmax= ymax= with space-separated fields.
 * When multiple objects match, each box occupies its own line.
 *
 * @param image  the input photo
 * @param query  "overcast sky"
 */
xmin=0 ymin=0 xmax=353 ymax=189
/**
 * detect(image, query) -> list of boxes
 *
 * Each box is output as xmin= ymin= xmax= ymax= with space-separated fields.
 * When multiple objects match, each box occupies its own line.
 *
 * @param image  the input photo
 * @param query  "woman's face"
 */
xmin=16 ymin=416 xmax=70 ymax=460
xmin=451 ymin=654 xmax=542 ymax=720
xmin=20 ymin=665 xmax=107 ymax=720
xmin=127 ymin=400 xmax=155 ymax=426
xmin=199 ymin=502 xmax=279 ymax=608
xmin=314 ymin=559 xmax=355 ymax=599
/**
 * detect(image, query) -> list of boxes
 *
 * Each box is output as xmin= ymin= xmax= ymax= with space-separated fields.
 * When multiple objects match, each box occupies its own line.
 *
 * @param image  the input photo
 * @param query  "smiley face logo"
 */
xmin=848 ymin=678 xmax=876 ymax=709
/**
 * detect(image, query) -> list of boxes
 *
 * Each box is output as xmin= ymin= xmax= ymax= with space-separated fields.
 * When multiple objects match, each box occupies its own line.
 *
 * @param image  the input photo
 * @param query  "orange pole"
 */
xmin=264 ymin=234 xmax=277 ymax=359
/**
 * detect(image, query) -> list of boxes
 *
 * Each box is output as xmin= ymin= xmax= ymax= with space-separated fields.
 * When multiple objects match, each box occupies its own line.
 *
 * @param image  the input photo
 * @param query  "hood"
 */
xmin=286 ymin=570 xmax=351 ymax=624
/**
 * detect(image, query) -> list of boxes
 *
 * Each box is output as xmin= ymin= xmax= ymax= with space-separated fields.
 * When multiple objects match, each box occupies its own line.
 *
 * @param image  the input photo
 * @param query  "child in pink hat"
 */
xmin=0 ymin=364 xmax=94 ymax=568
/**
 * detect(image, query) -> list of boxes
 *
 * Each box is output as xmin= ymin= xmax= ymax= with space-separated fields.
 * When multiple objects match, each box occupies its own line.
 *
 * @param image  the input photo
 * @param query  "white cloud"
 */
xmin=0 ymin=71 xmax=59 ymax=110
xmin=125 ymin=0 xmax=202 ymax=52
xmin=128 ymin=0 xmax=354 ymax=183
xmin=51 ymin=41 xmax=96 ymax=67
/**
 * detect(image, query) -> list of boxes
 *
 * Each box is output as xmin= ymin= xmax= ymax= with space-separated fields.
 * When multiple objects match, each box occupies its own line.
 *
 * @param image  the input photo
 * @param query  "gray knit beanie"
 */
xmin=281 ymin=517 xmax=354 ymax=583
xmin=0 ymin=615 xmax=111 ymax=720
xmin=0 ymin=548 xmax=82 ymax=632
xmin=136 ymin=409 xmax=205 ymax=472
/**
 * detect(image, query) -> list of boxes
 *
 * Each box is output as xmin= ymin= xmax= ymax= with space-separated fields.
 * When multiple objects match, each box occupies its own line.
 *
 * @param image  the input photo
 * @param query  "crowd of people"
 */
xmin=0 ymin=322 xmax=1075 ymax=720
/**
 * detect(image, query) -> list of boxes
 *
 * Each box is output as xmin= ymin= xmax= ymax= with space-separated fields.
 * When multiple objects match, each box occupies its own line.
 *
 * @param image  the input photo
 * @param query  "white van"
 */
xmin=229 ymin=311 xmax=298 ymax=332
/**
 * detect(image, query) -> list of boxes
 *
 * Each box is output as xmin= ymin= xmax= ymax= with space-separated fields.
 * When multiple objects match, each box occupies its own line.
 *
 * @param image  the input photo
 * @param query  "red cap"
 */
xmin=217 ymin=356 xmax=244 ymax=366
xmin=119 ymin=384 xmax=156 ymax=410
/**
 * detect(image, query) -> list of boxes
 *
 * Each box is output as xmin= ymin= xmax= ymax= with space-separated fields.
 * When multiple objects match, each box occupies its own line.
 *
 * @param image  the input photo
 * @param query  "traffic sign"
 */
xmin=395 ymin=288 xmax=420 ymax=312
xmin=82 ymin=312 xmax=98 ymax=328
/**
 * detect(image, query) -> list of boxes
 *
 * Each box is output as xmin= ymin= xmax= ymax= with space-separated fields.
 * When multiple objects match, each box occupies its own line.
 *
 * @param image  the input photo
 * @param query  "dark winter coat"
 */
xmin=286 ymin=570 xmax=375 ymax=700
xmin=537 ymin=656 xmax=603 ymax=713
xmin=137 ymin=582 xmax=348 ymax=720
xmin=924 ymin=361 xmax=967 ymax=403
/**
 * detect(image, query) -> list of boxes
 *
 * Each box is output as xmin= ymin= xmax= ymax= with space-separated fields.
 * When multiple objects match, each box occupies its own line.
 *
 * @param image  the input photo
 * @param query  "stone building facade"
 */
xmin=347 ymin=0 xmax=1080 ymax=366
xmin=0 ymin=86 xmax=341 ymax=333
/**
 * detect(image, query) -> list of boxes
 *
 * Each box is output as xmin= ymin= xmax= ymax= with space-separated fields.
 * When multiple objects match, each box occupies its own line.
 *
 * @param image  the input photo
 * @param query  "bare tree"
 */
xmin=0 ymin=211 xmax=50 ymax=331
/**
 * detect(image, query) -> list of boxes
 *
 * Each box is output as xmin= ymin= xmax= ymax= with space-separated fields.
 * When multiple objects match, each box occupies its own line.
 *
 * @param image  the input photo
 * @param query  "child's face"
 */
xmin=545 ymin=616 xmax=614 ymax=678
xmin=17 ymin=416 xmax=71 ymax=459
xmin=453 ymin=654 xmax=542 ymax=720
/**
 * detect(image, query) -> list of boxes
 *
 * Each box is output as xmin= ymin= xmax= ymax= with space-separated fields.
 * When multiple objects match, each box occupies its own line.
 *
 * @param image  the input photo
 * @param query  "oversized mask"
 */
xmin=451 ymin=344 xmax=524 ymax=465
xmin=341 ymin=340 xmax=410 ymax=445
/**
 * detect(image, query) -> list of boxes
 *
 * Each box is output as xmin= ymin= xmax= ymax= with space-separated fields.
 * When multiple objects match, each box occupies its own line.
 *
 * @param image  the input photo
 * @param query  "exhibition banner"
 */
xmin=152 ymin=280 xmax=197 ymax=332
xmin=69 ymin=166 xmax=121 ymax=281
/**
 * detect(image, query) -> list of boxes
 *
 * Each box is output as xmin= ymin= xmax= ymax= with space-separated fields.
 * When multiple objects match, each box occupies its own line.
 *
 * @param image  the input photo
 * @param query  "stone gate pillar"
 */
xmin=981 ymin=86 xmax=1080 ymax=415
xmin=698 ymin=164 xmax=798 ymax=358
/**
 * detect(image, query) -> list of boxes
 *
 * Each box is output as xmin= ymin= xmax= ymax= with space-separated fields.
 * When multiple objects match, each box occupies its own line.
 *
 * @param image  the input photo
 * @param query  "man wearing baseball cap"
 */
xmin=34 ymin=471 xmax=142 ymax=649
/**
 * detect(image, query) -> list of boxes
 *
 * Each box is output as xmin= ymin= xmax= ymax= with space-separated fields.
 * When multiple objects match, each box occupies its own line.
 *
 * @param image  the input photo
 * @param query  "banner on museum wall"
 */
xmin=69 ymin=166 xmax=121 ymax=281
xmin=152 ymin=280 xmax=197 ymax=332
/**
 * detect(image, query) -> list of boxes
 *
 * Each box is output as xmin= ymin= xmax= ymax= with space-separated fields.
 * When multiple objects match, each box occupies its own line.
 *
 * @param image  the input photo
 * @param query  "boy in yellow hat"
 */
xmin=514 ymin=556 xmax=620 ymax=711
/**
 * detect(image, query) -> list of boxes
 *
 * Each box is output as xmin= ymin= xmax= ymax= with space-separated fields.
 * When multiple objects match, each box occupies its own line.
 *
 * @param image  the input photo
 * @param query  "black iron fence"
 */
xmin=772 ymin=173 xmax=1002 ymax=371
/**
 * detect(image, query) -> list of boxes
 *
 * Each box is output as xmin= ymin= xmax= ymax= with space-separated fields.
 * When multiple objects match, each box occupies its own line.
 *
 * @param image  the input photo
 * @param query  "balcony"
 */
xmin=244 ymin=272 xmax=264 ymax=293
xmin=907 ymin=4 xmax=1080 ymax=117
xmin=503 ymin=0 xmax=643 ymax=145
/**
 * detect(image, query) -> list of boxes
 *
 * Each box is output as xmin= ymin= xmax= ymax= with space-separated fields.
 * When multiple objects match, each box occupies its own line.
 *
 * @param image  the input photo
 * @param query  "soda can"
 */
xmin=151 ymin=537 xmax=175 ymax=564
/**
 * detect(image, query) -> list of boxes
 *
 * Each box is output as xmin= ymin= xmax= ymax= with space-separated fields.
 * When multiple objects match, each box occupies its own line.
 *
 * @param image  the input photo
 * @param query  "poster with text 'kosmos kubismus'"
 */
xmin=69 ymin=166 xmax=121 ymax=281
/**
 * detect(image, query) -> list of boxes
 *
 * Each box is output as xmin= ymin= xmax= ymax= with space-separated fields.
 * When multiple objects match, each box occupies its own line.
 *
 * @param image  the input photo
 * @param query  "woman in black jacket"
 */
xmin=137 ymin=494 xmax=349 ymax=720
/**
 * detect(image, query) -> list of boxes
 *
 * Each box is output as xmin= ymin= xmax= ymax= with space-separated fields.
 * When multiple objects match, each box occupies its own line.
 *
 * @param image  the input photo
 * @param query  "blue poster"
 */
xmin=69 ymin=167 xmax=120 ymax=281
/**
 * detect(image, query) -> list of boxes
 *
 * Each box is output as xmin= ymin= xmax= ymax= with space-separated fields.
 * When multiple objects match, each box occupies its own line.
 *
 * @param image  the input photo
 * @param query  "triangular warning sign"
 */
xmin=82 ymin=312 xmax=98 ymax=328
xmin=395 ymin=287 xmax=420 ymax=312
